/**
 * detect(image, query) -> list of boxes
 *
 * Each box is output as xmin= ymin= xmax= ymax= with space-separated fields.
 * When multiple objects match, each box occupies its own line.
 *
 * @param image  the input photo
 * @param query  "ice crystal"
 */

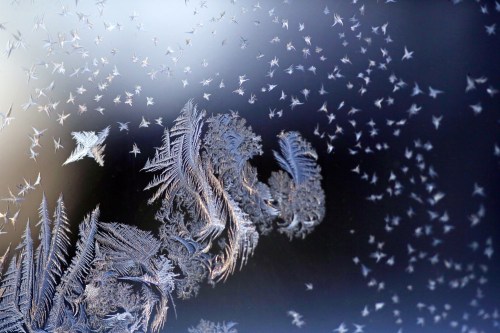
xmin=0 ymin=101 xmax=325 ymax=332
xmin=144 ymin=101 xmax=325 ymax=282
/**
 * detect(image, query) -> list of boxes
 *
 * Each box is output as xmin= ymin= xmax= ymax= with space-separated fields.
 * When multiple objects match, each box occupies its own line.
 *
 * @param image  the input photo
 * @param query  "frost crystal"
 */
xmin=144 ymin=101 xmax=325 ymax=282
xmin=188 ymin=319 xmax=238 ymax=333
xmin=63 ymin=126 xmax=110 ymax=166
xmin=0 ymin=101 xmax=325 ymax=333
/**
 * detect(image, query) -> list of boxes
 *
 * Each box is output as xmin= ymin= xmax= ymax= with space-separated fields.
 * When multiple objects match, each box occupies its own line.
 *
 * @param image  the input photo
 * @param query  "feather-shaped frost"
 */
xmin=0 ymin=197 xmax=100 ymax=333
xmin=0 ymin=256 xmax=24 ymax=333
xmin=144 ymin=101 xmax=325 ymax=282
xmin=18 ymin=221 xmax=34 ymax=318
xmin=96 ymin=222 xmax=162 ymax=275
xmin=269 ymin=132 xmax=325 ymax=239
xmin=47 ymin=206 xmax=99 ymax=329
xmin=143 ymin=100 xmax=226 ymax=240
xmin=144 ymin=101 xmax=263 ymax=282
xmin=0 ymin=101 xmax=326 ymax=332
xmin=32 ymin=194 xmax=71 ymax=328
xmin=273 ymin=131 xmax=319 ymax=185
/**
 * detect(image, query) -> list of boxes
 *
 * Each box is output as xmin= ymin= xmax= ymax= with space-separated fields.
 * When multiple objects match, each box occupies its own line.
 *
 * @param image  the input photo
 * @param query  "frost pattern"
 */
xmin=63 ymin=126 xmax=110 ymax=167
xmin=0 ymin=100 xmax=325 ymax=333
xmin=0 ymin=194 xmax=96 ymax=333
xmin=88 ymin=222 xmax=176 ymax=332
xmin=269 ymin=132 xmax=325 ymax=239
xmin=0 ymin=196 xmax=179 ymax=333
xmin=143 ymin=100 xmax=325 ymax=282
xmin=188 ymin=319 xmax=238 ymax=333
xmin=143 ymin=100 xmax=260 ymax=283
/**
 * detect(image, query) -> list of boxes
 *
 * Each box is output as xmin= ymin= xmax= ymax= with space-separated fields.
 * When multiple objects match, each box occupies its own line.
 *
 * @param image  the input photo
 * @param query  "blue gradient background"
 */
xmin=0 ymin=1 xmax=498 ymax=332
